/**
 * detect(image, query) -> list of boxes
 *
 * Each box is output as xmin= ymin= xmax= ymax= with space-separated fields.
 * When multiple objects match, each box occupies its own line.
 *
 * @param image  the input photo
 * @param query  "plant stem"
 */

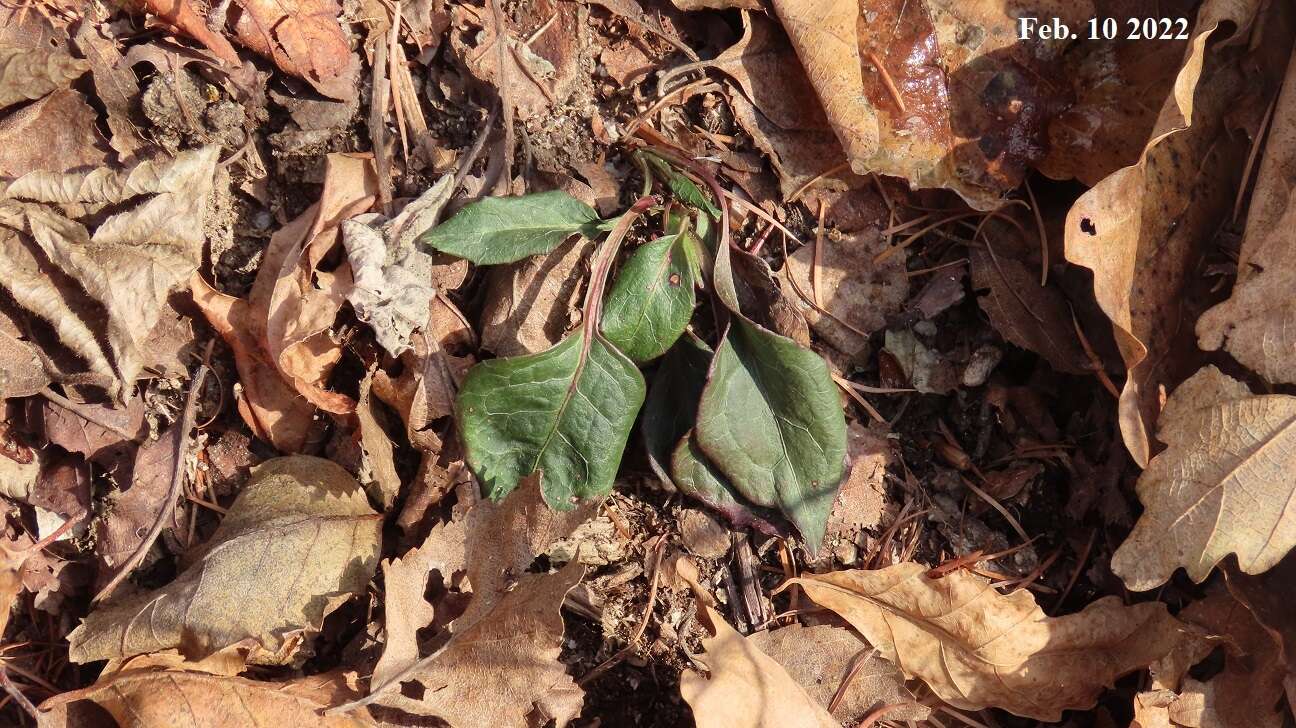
xmin=583 ymin=195 xmax=656 ymax=329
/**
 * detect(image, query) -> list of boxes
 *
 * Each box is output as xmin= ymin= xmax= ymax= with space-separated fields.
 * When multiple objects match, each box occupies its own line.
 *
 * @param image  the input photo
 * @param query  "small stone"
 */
xmin=962 ymin=344 xmax=1004 ymax=387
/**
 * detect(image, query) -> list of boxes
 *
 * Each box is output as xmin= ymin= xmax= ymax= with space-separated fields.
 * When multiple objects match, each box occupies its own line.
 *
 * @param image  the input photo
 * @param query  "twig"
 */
xmin=865 ymin=50 xmax=906 ymax=112
xmin=0 ymin=668 xmax=38 ymax=720
xmin=388 ymin=1 xmax=409 ymax=161
xmin=577 ymin=538 xmax=667 ymax=685
xmin=1233 ymin=92 xmax=1277 ymax=224
xmin=92 ymin=344 xmax=212 ymax=605
xmin=490 ymin=0 xmax=515 ymax=193
xmin=959 ymin=476 xmax=1030 ymax=544
xmin=454 ymin=102 xmax=500 ymax=193
xmin=829 ymin=646 xmax=879 ymax=713
xmin=811 ymin=200 xmax=826 ymax=307
xmin=1023 ymin=179 xmax=1048 ymax=286
xmin=785 ymin=161 xmax=852 ymax=203
xmin=1050 ymin=528 xmax=1096 ymax=614
xmin=39 ymin=388 xmax=140 ymax=443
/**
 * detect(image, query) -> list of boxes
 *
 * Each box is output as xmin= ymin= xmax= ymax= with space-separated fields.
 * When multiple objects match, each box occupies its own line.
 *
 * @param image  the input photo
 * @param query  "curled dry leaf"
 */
xmin=788 ymin=562 xmax=1186 ymax=720
xmin=191 ymin=273 xmax=316 ymax=452
xmin=1062 ymin=0 xmax=1261 ymax=465
xmin=38 ymin=669 xmax=376 ymax=728
xmin=371 ymin=536 xmax=440 ymax=688
xmin=680 ymin=603 xmax=839 ymax=728
xmin=747 ymin=624 xmax=930 ymax=725
xmin=1111 ymin=366 xmax=1296 ymax=591
xmin=68 ymin=456 xmax=381 ymax=664
xmin=251 ymin=153 xmax=378 ymax=416
xmin=137 ymin=0 xmax=358 ymax=99
xmin=0 ymin=146 xmax=219 ymax=399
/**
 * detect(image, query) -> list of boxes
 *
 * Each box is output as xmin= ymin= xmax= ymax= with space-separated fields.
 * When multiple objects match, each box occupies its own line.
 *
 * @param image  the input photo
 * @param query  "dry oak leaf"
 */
xmin=747 ymin=624 xmax=930 ymax=725
xmin=1111 ymin=366 xmax=1296 ymax=591
xmin=68 ymin=456 xmax=381 ymax=664
xmin=371 ymin=532 xmax=440 ymax=689
xmin=786 ymin=562 xmax=1186 ymax=721
xmin=680 ymin=603 xmax=839 ymax=728
xmin=0 ymin=146 xmax=219 ymax=399
xmin=1062 ymin=0 xmax=1261 ymax=466
xmin=37 ymin=669 xmax=376 ymax=727
xmin=1197 ymin=202 xmax=1296 ymax=384
xmin=373 ymin=561 xmax=585 ymax=728
xmin=1224 ymin=550 xmax=1296 ymax=671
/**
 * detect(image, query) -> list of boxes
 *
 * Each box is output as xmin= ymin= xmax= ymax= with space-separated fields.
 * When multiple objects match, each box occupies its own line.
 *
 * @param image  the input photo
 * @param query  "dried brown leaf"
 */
xmin=1062 ymin=0 xmax=1261 ymax=465
xmin=190 ymin=273 xmax=316 ymax=452
xmin=374 ymin=562 xmax=585 ymax=728
xmin=93 ymin=423 xmax=184 ymax=575
xmin=680 ymin=604 xmax=839 ymax=728
xmin=0 ymin=146 xmax=220 ymax=398
xmin=38 ymin=669 xmax=376 ymax=727
xmin=231 ymin=0 xmax=360 ymax=100
xmin=72 ymin=22 xmax=146 ymax=163
xmin=356 ymin=371 xmax=401 ymax=509
xmin=970 ymin=247 xmax=1088 ymax=374
xmin=69 ymin=456 xmax=381 ymax=664
xmin=0 ymin=45 xmax=88 ymax=109
xmin=371 ymin=536 xmax=440 ymax=688
xmin=0 ymin=89 xmax=109 ymax=177
xmin=788 ymin=562 xmax=1186 ymax=720
xmin=747 ymin=624 xmax=930 ymax=724
xmin=41 ymin=396 xmax=144 ymax=467
xmin=1111 ymin=366 xmax=1296 ymax=590
xmin=0 ymin=310 xmax=45 ymax=399
xmin=480 ymin=235 xmax=593 ymax=357
xmin=251 ymin=153 xmax=378 ymax=416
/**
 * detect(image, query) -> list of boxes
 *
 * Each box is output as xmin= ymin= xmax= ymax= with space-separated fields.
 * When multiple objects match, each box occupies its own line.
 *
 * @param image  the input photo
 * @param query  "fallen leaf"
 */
xmin=191 ymin=273 xmax=316 ymax=452
xmin=1224 ymin=550 xmax=1296 ymax=670
xmin=782 ymin=228 xmax=907 ymax=357
xmin=0 ymin=310 xmax=46 ymax=399
xmin=1197 ymin=202 xmax=1296 ymax=383
xmin=0 ymin=88 xmax=109 ymax=177
xmin=69 ymin=456 xmax=381 ymax=664
xmin=1111 ymin=366 xmax=1296 ymax=590
xmin=0 ymin=44 xmax=88 ymax=109
xmin=356 ymin=371 xmax=401 ymax=509
xmin=251 ymin=153 xmax=378 ymax=415
xmin=970 ymin=246 xmax=1088 ymax=374
xmin=371 ymin=535 xmax=440 ymax=688
xmin=479 ymin=235 xmax=595 ymax=357
xmin=680 ymin=603 xmax=839 ymax=728
xmin=41 ymin=397 xmax=144 ymax=466
xmin=230 ymin=0 xmax=360 ymax=99
xmin=748 ymin=624 xmax=929 ymax=725
xmin=788 ymin=562 xmax=1185 ymax=720
xmin=38 ymin=669 xmax=376 ymax=727
xmin=0 ymin=146 xmax=220 ymax=398
xmin=93 ymin=423 xmax=184 ymax=575
xmin=71 ymin=21 xmax=146 ymax=163
xmin=822 ymin=422 xmax=892 ymax=544
xmin=1062 ymin=0 xmax=1261 ymax=465
xmin=374 ymin=561 xmax=584 ymax=727
xmin=342 ymin=175 xmax=454 ymax=357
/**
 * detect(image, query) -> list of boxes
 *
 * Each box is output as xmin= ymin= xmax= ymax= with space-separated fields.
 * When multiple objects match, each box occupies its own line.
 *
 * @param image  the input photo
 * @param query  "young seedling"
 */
xmin=415 ymin=149 xmax=848 ymax=551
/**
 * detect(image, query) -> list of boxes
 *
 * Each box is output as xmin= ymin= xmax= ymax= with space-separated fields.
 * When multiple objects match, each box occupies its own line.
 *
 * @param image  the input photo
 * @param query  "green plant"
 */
xmin=417 ymin=150 xmax=848 ymax=548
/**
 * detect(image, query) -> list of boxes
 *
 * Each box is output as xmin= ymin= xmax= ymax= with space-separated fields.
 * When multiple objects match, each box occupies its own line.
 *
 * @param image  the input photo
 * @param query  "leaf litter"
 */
xmin=2 ymin=1 xmax=1296 ymax=727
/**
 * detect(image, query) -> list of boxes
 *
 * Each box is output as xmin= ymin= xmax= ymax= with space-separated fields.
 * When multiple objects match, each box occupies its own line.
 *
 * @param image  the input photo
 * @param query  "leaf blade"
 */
xmin=601 ymin=234 xmax=696 ymax=363
xmin=417 ymin=191 xmax=600 ymax=265
xmin=457 ymin=330 xmax=646 ymax=506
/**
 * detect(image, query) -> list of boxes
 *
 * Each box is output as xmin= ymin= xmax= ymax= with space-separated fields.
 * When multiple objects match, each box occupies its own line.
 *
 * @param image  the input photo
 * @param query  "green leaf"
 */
xmin=600 ymin=234 xmax=696 ymax=363
xmin=417 ymin=191 xmax=601 ymax=265
xmin=695 ymin=215 xmax=848 ymax=550
xmin=642 ymin=334 xmax=713 ymax=483
xmin=456 ymin=328 xmax=646 ymax=507
xmin=671 ymin=432 xmax=780 ymax=535
xmin=645 ymin=154 xmax=720 ymax=220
